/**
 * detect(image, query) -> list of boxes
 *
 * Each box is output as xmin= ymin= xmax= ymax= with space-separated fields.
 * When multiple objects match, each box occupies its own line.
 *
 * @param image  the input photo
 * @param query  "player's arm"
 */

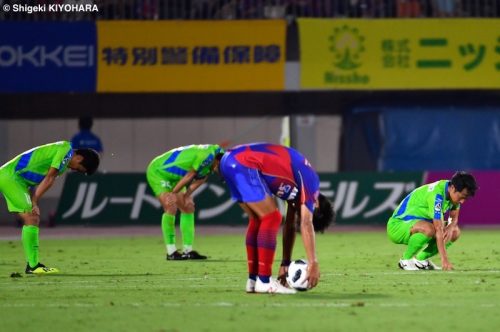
xmin=31 ymin=167 xmax=58 ymax=216
xmin=278 ymin=202 xmax=298 ymax=286
xmin=432 ymin=218 xmax=453 ymax=270
xmin=171 ymin=170 xmax=197 ymax=194
xmin=185 ymin=176 xmax=208 ymax=197
xmin=444 ymin=208 xmax=460 ymax=243
xmin=300 ymin=204 xmax=320 ymax=288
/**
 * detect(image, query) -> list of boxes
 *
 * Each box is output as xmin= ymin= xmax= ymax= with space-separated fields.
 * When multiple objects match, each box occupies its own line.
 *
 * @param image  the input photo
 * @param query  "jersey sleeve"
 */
xmin=427 ymin=192 xmax=444 ymax=221
xmin=192 ymin=148 xmax=215 ymax=178
xmin=50 ymin=142 xmax=73 ymax=172
xmin=297 ymin=169 xmax=319 ymax=213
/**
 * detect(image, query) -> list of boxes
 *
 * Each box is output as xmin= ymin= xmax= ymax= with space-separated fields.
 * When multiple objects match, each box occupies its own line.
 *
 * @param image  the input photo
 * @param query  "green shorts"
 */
xmin=387 ymin=218 xmax=419 ymax=245
xmin=0 ymin=169 xmax=32 ymax=213
xmin=146 ymin=165 xmax=180 ymax=197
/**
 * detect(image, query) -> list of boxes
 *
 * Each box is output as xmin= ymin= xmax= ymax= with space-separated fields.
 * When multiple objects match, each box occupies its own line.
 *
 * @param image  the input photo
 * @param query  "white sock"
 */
xmin=183 ymin=245 xmax=192 ymax=254
xmin=167 ymin=245 xmax=177 ymax=255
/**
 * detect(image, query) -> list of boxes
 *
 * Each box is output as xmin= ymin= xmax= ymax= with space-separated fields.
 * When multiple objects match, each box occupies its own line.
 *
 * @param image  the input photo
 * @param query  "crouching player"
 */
xmin=387 ymin=171 xmax=478 ymax=271
xmin=217 ymin=143 xmax=334 ymax=294
xmin=0 ymin=141 xmax=100 ymax=274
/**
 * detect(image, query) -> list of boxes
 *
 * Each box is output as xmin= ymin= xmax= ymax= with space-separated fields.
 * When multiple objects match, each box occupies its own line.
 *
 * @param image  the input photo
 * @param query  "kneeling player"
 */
xmin=387 ymin=171 xmax=477 ymax=271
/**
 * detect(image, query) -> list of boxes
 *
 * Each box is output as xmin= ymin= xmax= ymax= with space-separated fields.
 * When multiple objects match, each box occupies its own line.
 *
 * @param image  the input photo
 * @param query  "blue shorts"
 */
xmin=219 ymin=153 xmax=271 ymax=203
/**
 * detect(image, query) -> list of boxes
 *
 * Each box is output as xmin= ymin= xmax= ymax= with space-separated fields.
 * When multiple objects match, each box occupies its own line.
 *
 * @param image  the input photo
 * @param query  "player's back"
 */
xmin=1 ymin=141 xmax=72 ymax=185
xmin=231 ymin=143 xmax=304 ymax=180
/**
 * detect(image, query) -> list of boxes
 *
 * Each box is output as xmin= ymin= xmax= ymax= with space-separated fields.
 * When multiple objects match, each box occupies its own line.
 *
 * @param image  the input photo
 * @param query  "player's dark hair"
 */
xmin=79 ymin=116 xmax=93 ymax=130
xmin=312 ymin=194 xmax=335 ymax=233
xmin=75 ymin=148 xmax=100 ymax=175
xmin=450 ymin=171 xmax=478 ymax=197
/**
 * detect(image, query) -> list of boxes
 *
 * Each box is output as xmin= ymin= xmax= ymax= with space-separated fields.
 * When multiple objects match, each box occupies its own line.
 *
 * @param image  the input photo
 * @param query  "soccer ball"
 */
xmin=286 ymin=259 xmax=309 ymax=291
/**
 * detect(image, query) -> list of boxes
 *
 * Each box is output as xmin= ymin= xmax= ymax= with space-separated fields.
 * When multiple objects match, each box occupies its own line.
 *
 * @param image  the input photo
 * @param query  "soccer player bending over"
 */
xmin=146 ymin=144 xmax=224 ymax=261
xmin=0 ymin=141 xmax=100 ymax=274
xmin=387 ymin=171 xmax=478 ymax=271
xmin=216 ymin=143 xmax=334 ymax=294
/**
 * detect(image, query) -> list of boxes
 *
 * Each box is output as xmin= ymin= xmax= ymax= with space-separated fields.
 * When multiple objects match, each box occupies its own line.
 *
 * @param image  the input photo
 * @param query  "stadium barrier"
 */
xmin=56 ymin=171 xmax=497 ymax=226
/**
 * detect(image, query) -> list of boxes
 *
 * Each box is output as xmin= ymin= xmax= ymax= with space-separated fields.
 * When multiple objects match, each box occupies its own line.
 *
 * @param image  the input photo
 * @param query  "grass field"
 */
xmin=1 ymin=229 xmax=500 ymax=332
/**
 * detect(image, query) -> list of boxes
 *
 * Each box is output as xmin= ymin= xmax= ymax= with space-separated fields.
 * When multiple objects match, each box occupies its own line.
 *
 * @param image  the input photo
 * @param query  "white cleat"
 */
xmin=398 ymin=259 xmax=420 ymax=271
xmin=255 ymin=277 xmax=297 ymax=294
xmin=415 ymin=259 xmax=441 ymax=270
xmin=246 ymin=278 xmax=256 ymax=293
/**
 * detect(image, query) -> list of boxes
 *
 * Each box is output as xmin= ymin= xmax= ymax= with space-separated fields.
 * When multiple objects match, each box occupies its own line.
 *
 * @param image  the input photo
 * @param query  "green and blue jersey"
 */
xmin=0 ymin=141 xmax=73 ymax=186
xmin=148 ymin=144 xmax=222 ymax=180
xmin=392 ymin=180 xmax=459 ymax=223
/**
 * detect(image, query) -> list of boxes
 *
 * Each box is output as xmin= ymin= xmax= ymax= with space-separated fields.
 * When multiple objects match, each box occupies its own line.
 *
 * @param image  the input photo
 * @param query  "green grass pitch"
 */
xmin=1 ymin=229 xmax=500 ymax=331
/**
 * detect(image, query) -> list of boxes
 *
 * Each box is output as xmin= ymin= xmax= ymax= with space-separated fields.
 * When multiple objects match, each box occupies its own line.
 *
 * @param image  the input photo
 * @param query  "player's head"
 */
xmin=449 ymin=171 xmax=478 ymax=204
xmin=212 ymin=145 xmax=225 ymax=172
xmin=79 ymin=116 xmax=94 ymax=131
xmin=70 ymin=148 xmax=100 ymax=175
xmin=312 ymin=194 xmax=335 ymax=233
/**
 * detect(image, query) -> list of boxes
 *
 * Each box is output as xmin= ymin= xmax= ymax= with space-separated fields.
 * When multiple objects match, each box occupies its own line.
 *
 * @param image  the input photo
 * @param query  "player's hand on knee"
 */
xmin=32 ymin=205 xmax=40 ymax=217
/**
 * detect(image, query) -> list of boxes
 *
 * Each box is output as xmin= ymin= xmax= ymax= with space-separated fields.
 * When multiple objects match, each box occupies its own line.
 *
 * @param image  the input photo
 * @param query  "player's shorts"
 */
xmin=219 ymin=152 xmax=271 ymax=203
xmin=146 ymin=164 xmax=179 ymax=197
xmin=387 ymin=217 xmax=419 ymax=245
xmin=0 ymin=169 xmax=32 ymax=213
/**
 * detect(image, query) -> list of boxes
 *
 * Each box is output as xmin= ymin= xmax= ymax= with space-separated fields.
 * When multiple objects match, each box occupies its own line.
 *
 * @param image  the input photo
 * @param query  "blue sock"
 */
xmin=258 ymin=275 xmax=270 ymax=283
xmin=249 ymin=274 xmax=257 ymax=281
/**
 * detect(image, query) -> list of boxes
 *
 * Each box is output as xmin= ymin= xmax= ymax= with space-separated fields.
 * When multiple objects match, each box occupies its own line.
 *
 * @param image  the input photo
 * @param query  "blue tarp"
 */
xmin=380 ymin=108 xmax=500 ymax=171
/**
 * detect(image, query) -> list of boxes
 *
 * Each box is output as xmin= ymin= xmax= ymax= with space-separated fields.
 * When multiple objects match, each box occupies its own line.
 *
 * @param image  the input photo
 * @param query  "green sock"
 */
xmin=22 ymin=225 xmax=39 ymax=268
xmin=402 ymin=233 xmax=431 ymax=259
xmin=416 ymin=239 xmax=453 ymax=260
xmin=180 ymin=212 xmax=195 ymax=252
xmin=161 ymin=213 xmax=176 ymax=247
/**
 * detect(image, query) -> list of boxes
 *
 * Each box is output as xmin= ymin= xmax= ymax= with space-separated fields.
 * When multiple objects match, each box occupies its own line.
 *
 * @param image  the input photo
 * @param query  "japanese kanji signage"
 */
xmin=96 ymin=21 xmax=285 ymax=92
xmin=298 ymin=19 xmax=500 ymax=90
xmin=56 ymin=172 xmax=424 ymax=225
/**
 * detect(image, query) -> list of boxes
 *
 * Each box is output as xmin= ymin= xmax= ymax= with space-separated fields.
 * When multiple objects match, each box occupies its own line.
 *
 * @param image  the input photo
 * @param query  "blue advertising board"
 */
xmin=0 ymin=22 xmax=96 ymax=92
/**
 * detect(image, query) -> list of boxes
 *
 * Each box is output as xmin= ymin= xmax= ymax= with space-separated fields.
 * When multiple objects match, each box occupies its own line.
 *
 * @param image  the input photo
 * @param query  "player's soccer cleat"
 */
xmin=25 ymin=263 xmax=59 ymax=275
xmin=166 ymin=251 xmax=188 ymax=261
xmin=398 ymin=259 xmax=420 ymax=271
xmin=182 ymin=250 xmax=207 ymax=260
xmin=415 ymin=259 xmax=442 ymax=270
xmin=246 ymin=278 xmax=256 ymax=293
xmin=255 ymin=277 xmax=297 ymax=294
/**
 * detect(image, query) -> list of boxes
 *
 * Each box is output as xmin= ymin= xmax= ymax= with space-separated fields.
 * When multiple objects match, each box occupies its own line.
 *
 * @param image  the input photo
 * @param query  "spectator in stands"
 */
xmin=135 ymin=0 xmax=159 ymax=19
xmin=191 ymin=0 xmax=218 ymax=19
xmin=213 ymin=0 xmax=241 ymax=19
xmin=431 ymin=0 xmax=458 ymax=17
xmin=396 ymin=0 xmax=422 ymax=17
xmin=71 ymin=116 xmax=104 ymax=154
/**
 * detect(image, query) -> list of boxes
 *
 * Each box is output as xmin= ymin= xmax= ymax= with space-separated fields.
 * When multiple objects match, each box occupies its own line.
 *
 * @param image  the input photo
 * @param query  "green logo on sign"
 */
xmin=329 ymin=26 xmax=365 ymax=71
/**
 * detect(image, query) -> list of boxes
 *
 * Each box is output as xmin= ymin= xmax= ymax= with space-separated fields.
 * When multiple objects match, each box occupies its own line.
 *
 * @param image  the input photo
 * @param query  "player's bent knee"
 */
xmin=411 ymin=222 xmax=435 ymax=237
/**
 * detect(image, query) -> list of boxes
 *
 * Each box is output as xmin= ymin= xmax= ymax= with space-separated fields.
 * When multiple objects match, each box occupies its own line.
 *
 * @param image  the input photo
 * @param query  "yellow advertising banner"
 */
xmin=97 ymin=21 xmax=285 ymax=92
xmin=299 ymin=19 xmax=500 ymax=90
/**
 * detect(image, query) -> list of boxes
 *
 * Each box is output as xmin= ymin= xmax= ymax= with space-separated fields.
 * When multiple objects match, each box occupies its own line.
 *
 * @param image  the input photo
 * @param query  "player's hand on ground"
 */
xmin=441 ymin=260 xmax=454 ymax=271
xmin=277 ymin=265 xmax=288 ymax=286
xmin=306 ymin=261 xmax=320 ymax=289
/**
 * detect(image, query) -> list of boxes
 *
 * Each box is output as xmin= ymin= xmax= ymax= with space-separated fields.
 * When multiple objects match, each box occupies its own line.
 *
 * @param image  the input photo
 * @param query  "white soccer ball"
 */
xmin=286 ymin=259 xmax=309 ymax=291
